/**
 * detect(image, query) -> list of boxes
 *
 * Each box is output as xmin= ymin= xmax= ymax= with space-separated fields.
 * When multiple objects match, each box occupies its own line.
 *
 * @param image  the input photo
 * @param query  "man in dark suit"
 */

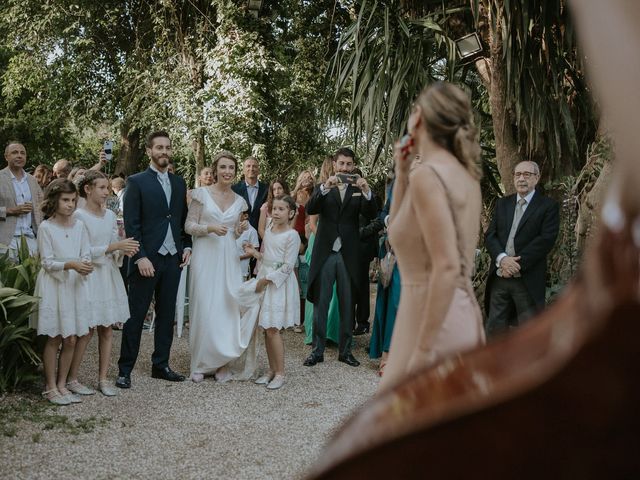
xmin=116 ymin=131 xmax=192 ymax=388
xmin=304 ymin=147 xmax=377 ymax=367
xmin=485 ymin=160 xmax=560 ymax=338
xmin=354 ymin=205 xmax=383 ymax=335
xmin=231 ymin=156 xmax=268 ymax=234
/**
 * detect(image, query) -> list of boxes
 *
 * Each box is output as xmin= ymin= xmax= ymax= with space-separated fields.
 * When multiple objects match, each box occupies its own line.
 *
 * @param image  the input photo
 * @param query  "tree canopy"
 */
xmin=0 ymin=0 xmax=353 ymax=184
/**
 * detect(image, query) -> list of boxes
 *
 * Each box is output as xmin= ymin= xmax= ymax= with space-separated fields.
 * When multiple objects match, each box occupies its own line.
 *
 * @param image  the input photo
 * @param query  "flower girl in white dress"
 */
xmin=67 ymin=171 xmax=139 ymax=397
xmin=245 ymin=195 xmax=301 ymax=390
xmin=31 ymin=179 xmax=94 ymax=405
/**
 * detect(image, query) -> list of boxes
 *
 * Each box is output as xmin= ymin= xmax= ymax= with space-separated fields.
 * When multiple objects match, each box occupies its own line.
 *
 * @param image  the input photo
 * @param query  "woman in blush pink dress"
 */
xmin=380 ymin=82 xmax=485 ymax=392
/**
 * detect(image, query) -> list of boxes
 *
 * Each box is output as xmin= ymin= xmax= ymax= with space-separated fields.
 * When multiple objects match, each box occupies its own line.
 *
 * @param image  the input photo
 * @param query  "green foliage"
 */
xmin=1 ymin=396 xmax=110 ymax=437
xmin=545 ymin=175 xmax=580 ymax=303
xmin=0 ymin=238 xmax=41 ymax=393
xmin=328 ymin=0 xmax=463 ymax=162
xmin=491 ymin=0 xmax=596 ymax=177
xmin=0 ymin=0 xmax=352 ymax=181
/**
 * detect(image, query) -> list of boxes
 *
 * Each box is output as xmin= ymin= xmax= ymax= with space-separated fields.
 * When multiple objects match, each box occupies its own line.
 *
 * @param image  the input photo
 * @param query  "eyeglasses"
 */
xmin=513 ymin=171 xmax=537 ymax=179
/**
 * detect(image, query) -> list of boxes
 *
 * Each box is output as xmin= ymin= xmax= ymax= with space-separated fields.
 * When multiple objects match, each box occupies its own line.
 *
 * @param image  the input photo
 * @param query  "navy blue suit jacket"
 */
xmin=232 ymin=180 xmax=268 ymax=233
xmin=123 ymin=168 xmax=191 ymax=274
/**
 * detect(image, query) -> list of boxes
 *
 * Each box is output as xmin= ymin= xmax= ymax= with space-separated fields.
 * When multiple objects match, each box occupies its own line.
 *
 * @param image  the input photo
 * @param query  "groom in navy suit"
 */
xmin=116 ymin=131 xmax=192 ymax=388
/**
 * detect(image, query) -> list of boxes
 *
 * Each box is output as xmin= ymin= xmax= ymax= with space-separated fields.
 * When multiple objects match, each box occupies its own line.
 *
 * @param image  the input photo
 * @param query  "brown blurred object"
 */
xmin=308 ymin=1 xmax=640 ymax=478
xmin=309 ymin=224 xmax=639 ymax=479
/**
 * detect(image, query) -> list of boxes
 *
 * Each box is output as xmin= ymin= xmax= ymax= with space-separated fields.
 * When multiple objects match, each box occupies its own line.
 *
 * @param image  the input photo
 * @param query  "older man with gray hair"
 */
xmin=0 ymin=141 xmax=43 ymax=257
xmin=484 ymin=160 xmax=560 ymax=338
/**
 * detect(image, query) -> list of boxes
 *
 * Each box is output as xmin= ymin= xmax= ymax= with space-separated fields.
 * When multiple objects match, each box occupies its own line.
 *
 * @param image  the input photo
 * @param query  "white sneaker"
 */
xmin=66 ymin=380 xmax=96 ymax=395
xmin=64 ymin=392 xmax=83 ymax=403
xmin=99 ymin=380 xmax=118 ymax=397
xmin=42 ymin=389 xmax=71 ymax=406
xmin=190 ymin=373 xmax=204 ymax=383
xmin=266 ymin=375 xmax=285 ymax=390
xmin=254 ymin=373 xmax=273 ymax=385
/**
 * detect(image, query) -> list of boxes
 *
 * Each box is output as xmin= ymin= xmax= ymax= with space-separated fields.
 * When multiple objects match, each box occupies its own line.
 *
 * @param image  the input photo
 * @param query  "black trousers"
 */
xmin=119 ymin=262 xmax=129 ymax=293
xmin=312 ymin=252 xmax=355 ymax=358
xmin=118 ymin=253 xmax=181 ymax=376
xmin=485 ymin=276 xmax=536 ymax=338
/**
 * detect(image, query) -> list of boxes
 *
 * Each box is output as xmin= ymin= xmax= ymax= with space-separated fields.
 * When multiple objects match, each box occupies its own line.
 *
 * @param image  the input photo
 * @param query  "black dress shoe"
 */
xmin=303 ymin=354 xmax=324 ymax=367
xmin=353 ymin=324 xmax=370 ymax=336
xmin=115 ymin=375 xmax=131 ymax=389
xmin=151 ymin=366 xmax=186 ymax=382
xmin=338 ymin=353 xmax=360 ymax=367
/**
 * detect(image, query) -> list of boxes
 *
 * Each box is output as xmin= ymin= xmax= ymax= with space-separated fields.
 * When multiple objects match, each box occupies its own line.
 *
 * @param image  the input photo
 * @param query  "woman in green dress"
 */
xmin=303 ymin=157 xmax=341 ymax=344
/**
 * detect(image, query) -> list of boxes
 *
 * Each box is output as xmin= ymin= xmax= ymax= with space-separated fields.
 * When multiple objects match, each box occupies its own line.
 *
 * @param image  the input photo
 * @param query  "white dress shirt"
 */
xmin=246 ymin=181 xmax=259 ymax=209
xmin=10 ymin=170 xmax=34 ymax=238
xmin=496 ymin=189 xmax=537 ymax=268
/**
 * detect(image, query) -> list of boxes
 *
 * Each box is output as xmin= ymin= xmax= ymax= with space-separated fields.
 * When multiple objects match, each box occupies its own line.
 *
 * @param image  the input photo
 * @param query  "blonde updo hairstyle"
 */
xmin=416 ymin=81 xmax=482 ymax=180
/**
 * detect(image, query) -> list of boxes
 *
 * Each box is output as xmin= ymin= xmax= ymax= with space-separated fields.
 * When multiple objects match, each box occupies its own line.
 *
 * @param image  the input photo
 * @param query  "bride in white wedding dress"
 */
xmin=185 ymin=152 xmax=260 ymax=383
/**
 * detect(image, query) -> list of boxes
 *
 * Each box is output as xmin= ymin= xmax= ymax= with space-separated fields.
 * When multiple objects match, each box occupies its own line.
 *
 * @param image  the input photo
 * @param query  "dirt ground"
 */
xmin=0 ymin=289 xmax=381 ymax=479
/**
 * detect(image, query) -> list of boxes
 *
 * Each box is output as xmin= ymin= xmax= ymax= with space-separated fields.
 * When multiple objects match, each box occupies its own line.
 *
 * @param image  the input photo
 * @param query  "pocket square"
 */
xmin=352 ymin=192 xmax=362 ymax=197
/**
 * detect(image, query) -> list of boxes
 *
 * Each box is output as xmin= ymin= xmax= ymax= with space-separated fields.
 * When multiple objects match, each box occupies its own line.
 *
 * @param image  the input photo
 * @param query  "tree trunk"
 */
xmin=115 ymin=124 xmax=144 ymax=177
xmin=487 ymin=2 xmax=524 ymax=195
xmin=185 ymin=49 xmax=206 ymax=187
xmin=192 ymin=127 xmax=205 ymax=185
xmin=573 ymin=134 xmax=613 ymax=253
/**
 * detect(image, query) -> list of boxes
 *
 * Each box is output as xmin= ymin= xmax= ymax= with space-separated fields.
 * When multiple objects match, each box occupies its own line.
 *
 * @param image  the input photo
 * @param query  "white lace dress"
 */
xmin=30 ymin=220 xmax=92 ymax=338
xmin=73 ymin=208 xmax=129 ymax=327
xmin=256 ymin=226 xmax=301 ymax=329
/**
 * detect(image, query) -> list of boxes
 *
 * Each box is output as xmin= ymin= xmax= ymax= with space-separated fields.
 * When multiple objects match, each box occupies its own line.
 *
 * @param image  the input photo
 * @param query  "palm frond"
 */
xmin=327 ymin=0 xmax=465 ymax=163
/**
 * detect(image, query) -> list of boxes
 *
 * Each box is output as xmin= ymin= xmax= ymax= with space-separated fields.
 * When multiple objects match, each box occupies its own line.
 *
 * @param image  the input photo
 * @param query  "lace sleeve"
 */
xmin=38 ymin=225 xmax=67 ymax=282
xmin=185 ymin=197 xmax=209 ymax=237
xmin=79 ymin=223 xmax=92 ymax=263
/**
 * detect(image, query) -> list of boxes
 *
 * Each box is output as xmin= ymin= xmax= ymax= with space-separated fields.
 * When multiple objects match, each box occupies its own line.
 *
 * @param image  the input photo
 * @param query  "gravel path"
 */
xmin=0 ymin=320 xmax=379 ymax=479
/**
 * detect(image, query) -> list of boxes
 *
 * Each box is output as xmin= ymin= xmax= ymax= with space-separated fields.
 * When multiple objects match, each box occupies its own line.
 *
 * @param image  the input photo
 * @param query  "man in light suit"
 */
xmin=484 ymin=160 xmax=560 ymax=338
xmin=116 ymin=131 xmax=192 ymax=389
xmin=232 ymin=156 xmax=268 ymax=234
xmin=304 ymin=147 xmax=377 ymax=367
xmin=0 ymin=142 xmax=43 ymax=258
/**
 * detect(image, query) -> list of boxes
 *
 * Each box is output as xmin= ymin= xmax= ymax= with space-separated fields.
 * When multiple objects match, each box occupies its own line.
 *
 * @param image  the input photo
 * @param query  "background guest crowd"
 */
xmin=2 ymin=82 xmax=561 ymax=404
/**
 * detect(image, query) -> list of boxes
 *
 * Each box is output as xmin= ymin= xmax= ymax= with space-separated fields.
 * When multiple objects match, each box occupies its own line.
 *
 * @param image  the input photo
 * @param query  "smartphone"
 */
xmin=399 ymin=134 xmax=412 ymax=152
xmin=337 ymin=173 xmax=358 ymax=185
xmin=103 ymin=140 xmax=114 ymax=161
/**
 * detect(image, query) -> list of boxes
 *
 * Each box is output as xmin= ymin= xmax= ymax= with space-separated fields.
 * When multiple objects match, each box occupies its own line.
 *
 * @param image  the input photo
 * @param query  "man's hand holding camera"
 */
xmin=323 ymin=175 xmax=340 ymax=190
xmin=355 ymin=176 xmax=371 ymax=195
xmin=323 ymin=173 xmax=371 ymax=195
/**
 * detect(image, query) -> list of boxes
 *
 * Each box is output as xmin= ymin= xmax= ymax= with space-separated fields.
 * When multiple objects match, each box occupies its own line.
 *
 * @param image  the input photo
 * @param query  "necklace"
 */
xmin=53 ymin=219 xmax=74 ymax=238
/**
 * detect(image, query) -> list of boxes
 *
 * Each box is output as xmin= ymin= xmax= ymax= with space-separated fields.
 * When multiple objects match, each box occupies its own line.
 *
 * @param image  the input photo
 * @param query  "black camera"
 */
xmin=336 ymin=173 xmax=358 ymax=185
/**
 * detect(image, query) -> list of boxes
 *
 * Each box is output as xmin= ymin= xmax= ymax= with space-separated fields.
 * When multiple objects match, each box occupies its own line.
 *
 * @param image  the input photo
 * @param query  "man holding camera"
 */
xmin=304 ymin=147 xmax=377 ymax=368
